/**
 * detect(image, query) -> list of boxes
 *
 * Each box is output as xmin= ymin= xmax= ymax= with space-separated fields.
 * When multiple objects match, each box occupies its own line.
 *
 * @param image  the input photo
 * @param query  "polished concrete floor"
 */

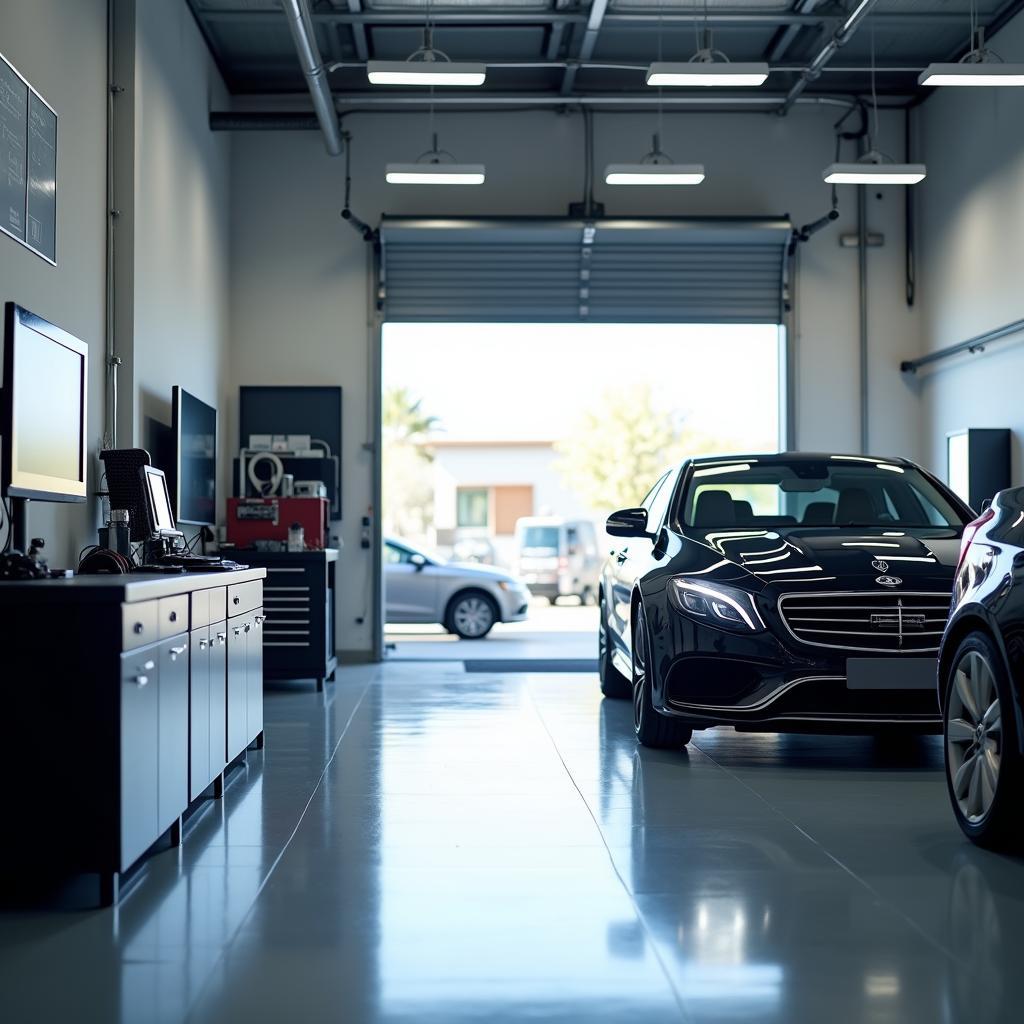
xmin=2 ymin=663 xmax=1024 ymax=1023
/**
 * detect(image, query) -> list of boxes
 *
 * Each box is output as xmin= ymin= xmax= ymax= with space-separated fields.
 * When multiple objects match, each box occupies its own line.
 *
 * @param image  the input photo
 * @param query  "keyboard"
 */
xmin=156 ymin=554 xmax=249 ymax=571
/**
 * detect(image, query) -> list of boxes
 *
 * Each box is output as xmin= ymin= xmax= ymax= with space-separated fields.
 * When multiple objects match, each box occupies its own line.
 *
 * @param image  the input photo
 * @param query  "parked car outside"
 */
xmin=385 ymin=537 xmax=530 ymax=639
xmin=599 ymin=452 xmax=973 ymax=750
xmin=938 ymin=486 xmax=1024 ymax=850
xmin=515 ymin=516 xmax=602 ymax=605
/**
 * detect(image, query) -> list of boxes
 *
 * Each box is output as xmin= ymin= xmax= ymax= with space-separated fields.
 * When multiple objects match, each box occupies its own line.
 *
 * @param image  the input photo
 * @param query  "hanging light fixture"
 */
xmin=368 ymin=1 xmax=485 ymax=87
xmin=605 ymin=133 xmax=704 ymax=185
xmin=385 ymin=132 xmax=485 ymax=185
xmin=919 ymin=5 xmax=1024 ymax=87
xmin=646 ymin=1 xmax=767 ymax=87
xmin=823 ymin=23 xmax=926 ymax=185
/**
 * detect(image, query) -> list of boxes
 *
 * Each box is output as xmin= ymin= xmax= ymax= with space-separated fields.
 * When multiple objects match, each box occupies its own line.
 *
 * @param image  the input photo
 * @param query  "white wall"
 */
xmin=229 ymin=104 xmax=922 ymax=655
xmin=0 ymin=0 xmax=108 ymax=565
xmin=129 ymin=0 xmax=232 ymax=530
xmin=916 ymin=13 xmax=1024 ymax=491
xmin=0 ymin=0 xmax=233 ymax=564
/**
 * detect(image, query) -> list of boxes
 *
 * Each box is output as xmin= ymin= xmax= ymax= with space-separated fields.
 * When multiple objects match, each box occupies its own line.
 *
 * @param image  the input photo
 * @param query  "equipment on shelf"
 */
xmin=98 ymin=508 xmax=133 ymax=558
xmin=2 ymin=303 xmax=89 ymax=553
xmin=100 ymin=448 xmax=154 ymax=542
xmin=78 ymin=547 xmax=134 ymax=575
xmin=0 ymin=548 xmax=47 ymax=580
xmin=226 ymin=496 xmax=329 ymax=549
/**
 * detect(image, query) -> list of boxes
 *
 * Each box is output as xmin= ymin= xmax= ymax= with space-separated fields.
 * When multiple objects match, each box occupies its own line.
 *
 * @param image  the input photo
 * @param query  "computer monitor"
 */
xmin=171 ymin=386 xmax=217 ymax=526
xmin=2 ymin=303 xmax=88 ymax=504
xmin=141 ymin=465 xmax=182 ymax=541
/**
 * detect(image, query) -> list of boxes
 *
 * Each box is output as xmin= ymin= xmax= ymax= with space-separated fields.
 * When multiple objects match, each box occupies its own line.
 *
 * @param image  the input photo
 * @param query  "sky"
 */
xmin=382 ymin=322 xmax=782 ymax=448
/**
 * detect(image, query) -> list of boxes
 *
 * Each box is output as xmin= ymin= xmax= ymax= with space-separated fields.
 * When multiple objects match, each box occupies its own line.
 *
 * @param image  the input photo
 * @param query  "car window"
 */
xmin=647 ymin=470 xmax=678 ymax=533
xmin=385 ymin=542 xmax=412 ymax=565
xmin=640 ymin=474 xmax=668 ymax=513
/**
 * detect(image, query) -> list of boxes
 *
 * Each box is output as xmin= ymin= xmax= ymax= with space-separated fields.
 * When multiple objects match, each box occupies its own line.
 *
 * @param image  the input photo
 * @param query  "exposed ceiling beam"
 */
xmin=765 ymin=0 xmax=822 ymax=63
xmin=778 ymin=0 xmax=880 ymax=115
xmin=942 ymin=0 xmax=1024 ymax=59
xmin=546 ymin=23 xmax=567 ymax=63
xmin=282 ymin=0 xmax=344 ymax=154
xmin=561 ymin=0 xmax=609 ymax=95
xmin=347 ymin=0 xmax=369 ymax=62
xmin=194 ymin=9 xmax=978 ymax=28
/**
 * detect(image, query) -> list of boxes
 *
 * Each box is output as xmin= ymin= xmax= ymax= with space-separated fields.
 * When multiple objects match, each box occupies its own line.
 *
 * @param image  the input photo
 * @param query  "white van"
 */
xmin=514 ymin=516 xmax=602 ymax=605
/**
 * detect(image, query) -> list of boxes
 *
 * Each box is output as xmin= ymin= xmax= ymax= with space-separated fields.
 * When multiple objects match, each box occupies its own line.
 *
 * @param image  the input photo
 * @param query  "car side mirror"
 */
xmin=606 ymin=507 xmax=649 ymax=539
xmin=410 ymin=553 xmax=427 ymax=571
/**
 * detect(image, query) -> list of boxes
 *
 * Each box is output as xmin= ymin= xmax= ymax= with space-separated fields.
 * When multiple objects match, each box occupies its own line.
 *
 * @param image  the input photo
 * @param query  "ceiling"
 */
xmin=186 ymin=0 xmax=1024 ymax=108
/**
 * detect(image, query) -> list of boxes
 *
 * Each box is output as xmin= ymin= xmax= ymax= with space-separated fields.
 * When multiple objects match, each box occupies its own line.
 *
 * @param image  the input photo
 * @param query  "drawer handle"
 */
xmin=142 ymin=660 xmax=155 ymax=671
xmin=233 ymin=627 xmax=242 ymax=637
xmin=169 ymin=610 xmax=178 ymax=623
xmin=169 ymin=643 xmax=188 ymax=661
xmin=217 ymin=632 xmax=227 ymax=644
xmin=254 ymin=615 xmax=265 ymax=626
xmin=133 ymin=622 xmax=145 ymax=635
xmin=244 ymin=623 xmax=251 ymax=634
xmin=134 ymin=675 xmax=149 ymax=688
xmin=199 ymin=638 xmax=208 ymax=650
xmin=233 ymin=596 xmax=240 ymax=605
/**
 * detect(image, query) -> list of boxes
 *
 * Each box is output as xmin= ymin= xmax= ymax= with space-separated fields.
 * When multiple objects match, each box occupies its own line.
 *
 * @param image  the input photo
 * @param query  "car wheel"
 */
xmin=548 ymin=596 xmax=560 ymax=606
xmin=446 ymin=591 xmax=498 ymax=640
xmin=632 ymin=603 xmax=692 ymax=750
xmin=944 ymin=631 xmax=1024 ymax=850
xmin=599 ymin=599 xmax=630 ymax=699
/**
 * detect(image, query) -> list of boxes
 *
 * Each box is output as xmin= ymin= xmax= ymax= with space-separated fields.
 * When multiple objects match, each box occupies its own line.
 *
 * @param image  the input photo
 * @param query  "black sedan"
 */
xmin=599 ymin=452 xmax=974 ymax=749
xmin=938 ymin=486 xmax=1024 ymax=849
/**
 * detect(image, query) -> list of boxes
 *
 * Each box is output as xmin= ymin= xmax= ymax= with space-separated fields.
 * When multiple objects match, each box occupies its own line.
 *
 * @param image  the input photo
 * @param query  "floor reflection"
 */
xmin=2 ymin=667 xmax=1023 ymax=1024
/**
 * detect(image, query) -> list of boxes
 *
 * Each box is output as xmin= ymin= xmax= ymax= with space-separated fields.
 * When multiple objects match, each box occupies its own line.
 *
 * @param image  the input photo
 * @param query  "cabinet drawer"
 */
xmin=191 ymin=587 xmax=227 ymax=629
xmin=122 ymin=600 xmax=159 ymax=652
xmin=158 ymin=595 xmax=190 ymax=639
xmin=228 ymin=580 xmax=262 ymax=617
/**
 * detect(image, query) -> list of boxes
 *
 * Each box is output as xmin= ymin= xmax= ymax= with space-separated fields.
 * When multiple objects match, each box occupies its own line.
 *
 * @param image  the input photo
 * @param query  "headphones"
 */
xmin=248 ymin=451 xmax=284 ymax=497
xmin=78 ymin=547 xmax=135 ymax=575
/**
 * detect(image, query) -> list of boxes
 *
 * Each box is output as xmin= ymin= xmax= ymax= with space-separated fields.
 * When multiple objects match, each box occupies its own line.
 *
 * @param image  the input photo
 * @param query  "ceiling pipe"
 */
xmin=282 ymin=0 xmax=343 ymax=155
xmin=778 ymin=0 xmax=880 ymax=115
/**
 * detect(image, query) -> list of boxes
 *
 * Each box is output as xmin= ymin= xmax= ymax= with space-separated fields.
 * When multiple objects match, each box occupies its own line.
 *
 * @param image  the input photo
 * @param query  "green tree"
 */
xmin=555 ymin=383 xmax=742 ymax=515
xmin=382 ymin=387 xmax=439 ymax=540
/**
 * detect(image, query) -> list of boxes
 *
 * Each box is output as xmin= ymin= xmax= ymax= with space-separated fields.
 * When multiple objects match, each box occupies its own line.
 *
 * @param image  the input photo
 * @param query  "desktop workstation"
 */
xmin=0 ymin=303 xmax=267 ymax=906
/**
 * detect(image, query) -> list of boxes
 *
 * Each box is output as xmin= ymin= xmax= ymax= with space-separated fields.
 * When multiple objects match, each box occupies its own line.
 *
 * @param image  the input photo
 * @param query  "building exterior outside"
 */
xmin=425 ymin=440 xmax=599 ymax=568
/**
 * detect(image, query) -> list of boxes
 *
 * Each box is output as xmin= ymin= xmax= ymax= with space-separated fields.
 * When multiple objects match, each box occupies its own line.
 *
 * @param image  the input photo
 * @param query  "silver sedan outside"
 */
xmin=384 ymin=538 xmax=530 ymax=639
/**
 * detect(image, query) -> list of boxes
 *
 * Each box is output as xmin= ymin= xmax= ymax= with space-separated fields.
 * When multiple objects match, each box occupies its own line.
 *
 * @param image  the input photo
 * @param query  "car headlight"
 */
xmin=668 ymin=578 xmax=766 ymax=632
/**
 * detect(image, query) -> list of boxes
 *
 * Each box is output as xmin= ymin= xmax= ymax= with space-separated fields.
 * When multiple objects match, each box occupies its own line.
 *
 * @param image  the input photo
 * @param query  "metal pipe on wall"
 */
xmin=105 ymin=0 xmax=119 ymax=450
xmin=282 ymin=0 xmax=344 ymax=156
xmin=858 ymin=179 xmax=869 ymax=454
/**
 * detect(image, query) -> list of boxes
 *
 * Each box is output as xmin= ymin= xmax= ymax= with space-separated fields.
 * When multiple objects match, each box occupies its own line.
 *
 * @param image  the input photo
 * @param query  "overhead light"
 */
xmin=919 ymin=21 xmax=1024 ymax=87
xmin=919 ymin=62 xmax=1024 ymax=86
xmin=385 ymin=164 xmax=485 ymax=185
xmin=823 ymin=155 xmax=927 ymax=185
xmin=368 ymin=60 xmax=486 ymax=87
xmin=385 ymin=133 xmax=484 ymax=185
xmin=605 ymin=165 xmax=705 ymax=185
xmin=368 ymin=20 xmax=485 ymax=87
xmin=646 ymin=61 xmax=769 ymax=87
xmin=604 ymin=133 xmax=704 ymax=185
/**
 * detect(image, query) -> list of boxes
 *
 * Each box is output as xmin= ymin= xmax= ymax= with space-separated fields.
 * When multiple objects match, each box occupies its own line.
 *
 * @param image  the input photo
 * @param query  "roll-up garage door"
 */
xmin=378 ymin=217 xmax=792 ymax=324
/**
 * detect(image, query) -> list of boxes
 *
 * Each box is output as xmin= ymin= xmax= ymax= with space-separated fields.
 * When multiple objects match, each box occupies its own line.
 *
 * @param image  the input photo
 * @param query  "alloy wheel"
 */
xmin=947 ymin=650 xmax=1002 ymax=824
xmin=453 ymin=596 xmax=494 ymax=638
xmin=633 ymin=610 xmax=647 ymax=732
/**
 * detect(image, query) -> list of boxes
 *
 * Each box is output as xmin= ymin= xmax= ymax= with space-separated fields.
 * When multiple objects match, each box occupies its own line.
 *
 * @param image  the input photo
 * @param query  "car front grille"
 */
xmin=777 ymin=592 xmax=951 ymax=653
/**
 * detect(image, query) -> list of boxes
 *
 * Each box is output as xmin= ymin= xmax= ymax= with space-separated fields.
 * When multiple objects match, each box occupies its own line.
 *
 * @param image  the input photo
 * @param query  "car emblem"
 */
xmin=875 ymin=575 xmax=902 ymax=587
xmin=872 ymin=559 xmax=889 ymax=572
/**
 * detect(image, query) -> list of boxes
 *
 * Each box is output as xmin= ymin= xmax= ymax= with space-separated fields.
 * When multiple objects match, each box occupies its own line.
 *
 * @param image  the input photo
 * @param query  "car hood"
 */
xmin=441 ymin=561 xmax=523 ymax=585
xmin=684 ymin=526 xmax=962 ymax=593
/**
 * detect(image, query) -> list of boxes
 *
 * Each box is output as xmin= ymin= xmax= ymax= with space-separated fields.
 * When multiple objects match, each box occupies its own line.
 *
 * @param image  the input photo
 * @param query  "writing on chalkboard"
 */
xmin=0 ymin=50 xmax=56 ymax=265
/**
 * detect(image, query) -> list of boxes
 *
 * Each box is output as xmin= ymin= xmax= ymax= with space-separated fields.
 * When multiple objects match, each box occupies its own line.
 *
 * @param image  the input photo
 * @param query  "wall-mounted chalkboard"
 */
xmin=0 ymin=51 xmax=56 ymax=265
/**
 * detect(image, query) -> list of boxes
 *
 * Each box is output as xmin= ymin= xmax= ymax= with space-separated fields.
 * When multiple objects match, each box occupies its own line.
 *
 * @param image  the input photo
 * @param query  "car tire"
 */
xmin=548 ymin=596 xmax=560 ymax=606
xmin=943 ymin=631 xmax=1024 ymax=850
xmin=599 ymin=599 xmax=630 ymax=699
xmin=581 ymin=587 xmax=597 ymax=607
xmin=446 ymin=590 xmax=498 ymax=640
xmin=632 ymin=603 xmax=692 ymax=750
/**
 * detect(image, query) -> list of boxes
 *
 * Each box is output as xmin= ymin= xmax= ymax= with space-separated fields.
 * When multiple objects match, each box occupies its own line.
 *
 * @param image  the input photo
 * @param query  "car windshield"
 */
xmin=520 ymin=526 xmax=560 ymax=550
xmin=680 ymin=458 xmax=968 ymax=529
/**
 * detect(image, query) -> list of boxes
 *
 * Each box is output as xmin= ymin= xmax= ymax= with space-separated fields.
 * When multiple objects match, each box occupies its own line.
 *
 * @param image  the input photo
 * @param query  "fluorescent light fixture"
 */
xmin=367 ymin=60 xmax=486 ymax=87
xmin=646 ymin=61 xmax=769 ymax=87
xmin=385 ymin=163 xmax=485 ymax=185
xmin=823 ymin=162 xmax=927 ymax=185
xmin=604 ymin=163 xmax=705 ymax=185
xmin=919 ymin=62 xmax=1024 ymax=86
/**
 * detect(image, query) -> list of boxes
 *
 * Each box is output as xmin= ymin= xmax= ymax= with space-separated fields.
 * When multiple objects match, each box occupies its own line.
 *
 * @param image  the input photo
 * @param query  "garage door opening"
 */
xmin=381 ymin=321 xmax=785 ymax=664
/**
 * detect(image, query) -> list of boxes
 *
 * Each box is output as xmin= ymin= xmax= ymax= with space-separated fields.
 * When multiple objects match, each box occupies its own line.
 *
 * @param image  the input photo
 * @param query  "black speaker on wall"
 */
xmin=947 ymin=428 xmax=1011 ymax=512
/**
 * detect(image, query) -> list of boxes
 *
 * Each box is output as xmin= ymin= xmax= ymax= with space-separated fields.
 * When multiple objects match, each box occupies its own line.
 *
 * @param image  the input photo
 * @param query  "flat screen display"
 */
xmin=143 ymin=466 xmax=176 ymax=535
xmin=2 ymin=303 xmax=87 ymax=502
xmin=173 ymin=386 xmax=217 ymax=526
